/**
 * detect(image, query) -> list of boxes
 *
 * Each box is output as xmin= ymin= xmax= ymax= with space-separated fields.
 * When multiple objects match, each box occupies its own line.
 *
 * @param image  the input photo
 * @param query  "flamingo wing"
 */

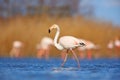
xmin=59 ymin=36 xmax=82 ymax=49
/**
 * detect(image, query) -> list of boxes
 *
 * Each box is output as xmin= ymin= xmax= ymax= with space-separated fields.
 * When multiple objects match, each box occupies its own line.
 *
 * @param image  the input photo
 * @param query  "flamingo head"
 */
xmin=48 ymin=24 xmax=59 ymax=33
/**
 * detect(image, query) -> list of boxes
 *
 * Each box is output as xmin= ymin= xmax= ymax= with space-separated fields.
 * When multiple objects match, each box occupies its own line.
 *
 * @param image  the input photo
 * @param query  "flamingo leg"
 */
xmin=61 ymin=50 xmax=68 ymax=67
xmin=70 ymin=49 xmax=80 ymax=68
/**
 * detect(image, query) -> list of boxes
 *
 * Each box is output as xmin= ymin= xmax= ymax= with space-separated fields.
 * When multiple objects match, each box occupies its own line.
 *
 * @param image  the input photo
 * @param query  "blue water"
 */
xmin=0 ymin=58 xmax=120 ymax=80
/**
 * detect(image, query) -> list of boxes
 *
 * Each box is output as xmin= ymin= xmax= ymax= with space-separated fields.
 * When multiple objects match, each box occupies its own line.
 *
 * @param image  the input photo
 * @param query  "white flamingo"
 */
xmin=107 ymin=40 xmax=114 ymax=49
xmin=114 ymin=37 xmax=120 ymax=56
xmin=10 ymin=41 xmax=23 ymax=58
xmin=48 ymin=24 xmax=85 ymax=68
xmin=114 ymin=37 xmax=120 ymax=48
xmin=107 ymin=40 xmax=114 ymax=57
xmin=36 ymin=37 xmax=53 ymax=59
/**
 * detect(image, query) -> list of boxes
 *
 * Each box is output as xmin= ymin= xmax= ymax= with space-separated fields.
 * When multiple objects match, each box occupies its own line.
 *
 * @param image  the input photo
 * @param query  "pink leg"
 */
xmin=79 ymin=50 xmax=84 ymax=59
xmin=87 ymin=50 xmax=92 ymax=60
xmin=61 ymin=50 xmax=66 ymax=60
xmin=15 ymin=49 xmax=20 ymax=58
xmin=70 ymin=49 xmax=80 ymax=68
xmin=37 ymin=49 xmax=44 ymax=58
xmin=115 ymin=46 xmax=120 ymax=57
xmin=61 ymin=50 xmax=68 ymax=67
xmin=45 ymin=49 xmax=50 ymax=59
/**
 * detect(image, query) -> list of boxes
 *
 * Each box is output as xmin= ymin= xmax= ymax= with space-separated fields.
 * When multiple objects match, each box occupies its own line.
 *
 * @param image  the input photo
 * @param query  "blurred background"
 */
xmin=0 ymin=0 xmax=120 ymax=58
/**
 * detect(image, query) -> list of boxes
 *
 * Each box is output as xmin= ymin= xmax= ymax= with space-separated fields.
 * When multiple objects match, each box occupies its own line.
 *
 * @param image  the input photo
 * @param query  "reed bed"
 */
xmin=0 ymin=15 xmax=120 ymax=57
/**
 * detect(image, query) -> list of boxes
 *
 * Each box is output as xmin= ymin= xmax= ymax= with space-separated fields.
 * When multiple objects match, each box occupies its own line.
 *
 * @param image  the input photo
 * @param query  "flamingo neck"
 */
xmin=54 ymin=26 xmax=63 ymax=50
xmin=54 ymin=26 xmax=60 ymax=45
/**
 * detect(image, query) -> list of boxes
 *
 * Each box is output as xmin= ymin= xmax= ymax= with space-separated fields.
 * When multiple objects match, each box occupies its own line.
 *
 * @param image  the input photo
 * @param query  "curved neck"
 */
xmin=54 ymin=26 xmax=60 ymax=45
xmin=54 ymin=26 xmax=63 ymax=50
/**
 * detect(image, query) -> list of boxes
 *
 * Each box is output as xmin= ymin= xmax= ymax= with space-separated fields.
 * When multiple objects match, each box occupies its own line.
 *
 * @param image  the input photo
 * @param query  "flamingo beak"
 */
xmin=48 ymin=29 xmax=51 ymax=33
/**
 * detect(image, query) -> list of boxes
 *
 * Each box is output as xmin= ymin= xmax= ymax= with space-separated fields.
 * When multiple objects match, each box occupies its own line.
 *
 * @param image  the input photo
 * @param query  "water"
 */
xmin=0 ymin=58 xmax=120 ymax=80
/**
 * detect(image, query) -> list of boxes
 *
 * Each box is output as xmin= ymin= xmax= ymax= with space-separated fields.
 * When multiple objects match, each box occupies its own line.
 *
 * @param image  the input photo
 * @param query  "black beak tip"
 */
xmin=48 ymin=29 xmax=51 ymax=33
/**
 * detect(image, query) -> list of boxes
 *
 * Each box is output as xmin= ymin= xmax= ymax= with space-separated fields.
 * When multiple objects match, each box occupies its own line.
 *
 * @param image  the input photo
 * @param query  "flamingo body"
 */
xmin=10 ymin=41 xmax=23 ymax=58
xmin=37 ymin=37 xmax=53 ymax=59
xmin=40 ymin=37 xmax=53 ymax=49
xmin=59 ymin=36 xmax=84 ymax=49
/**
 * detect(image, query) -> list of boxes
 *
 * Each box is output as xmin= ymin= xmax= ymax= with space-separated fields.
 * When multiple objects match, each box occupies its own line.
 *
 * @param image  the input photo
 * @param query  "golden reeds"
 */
xmin=0 ymin=15 xmax=120 ymax=57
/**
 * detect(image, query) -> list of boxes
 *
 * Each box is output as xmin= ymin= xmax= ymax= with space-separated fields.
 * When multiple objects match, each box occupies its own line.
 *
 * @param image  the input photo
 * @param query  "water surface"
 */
xmin=0 ymin=58 xmax=120 ymax=80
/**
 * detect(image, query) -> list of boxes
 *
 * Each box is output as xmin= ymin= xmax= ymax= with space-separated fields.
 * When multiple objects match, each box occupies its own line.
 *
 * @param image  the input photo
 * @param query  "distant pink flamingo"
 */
xmin=107 ymin=40 xmax=114 ymax=57
xmin=114 ymin=37 xmax=120 ymax=57
xmin=78 ymin=39 xmax=99 ymax=59
xmin=48 ymin=24 xmax=85 ymax=68
xmin=107 ymin=40 xmax=114 ymax=50
xmin=36 ymin=37 xmax=53 ymax=59
xmin=10 ymin=41 xmax=23 ymax=58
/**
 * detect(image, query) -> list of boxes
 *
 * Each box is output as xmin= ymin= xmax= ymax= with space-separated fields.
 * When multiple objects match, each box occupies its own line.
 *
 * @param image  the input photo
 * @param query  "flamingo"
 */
xmin=48 ymin=24 xmax=85 ymax=68
xmin=107 ymin=40 xmax=114 ymax=49
xmin=78 ymin=39 xmax=100 ymax=59
xmin=36 ymin=37 xmax=53 ymax=59
xmin=114 ymin=37 xmax=120 ymax=57
xmin=107 ymin=40 xmax=114 ymax=57
xmin=10 ymin=41 xmax=23 ymax=58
